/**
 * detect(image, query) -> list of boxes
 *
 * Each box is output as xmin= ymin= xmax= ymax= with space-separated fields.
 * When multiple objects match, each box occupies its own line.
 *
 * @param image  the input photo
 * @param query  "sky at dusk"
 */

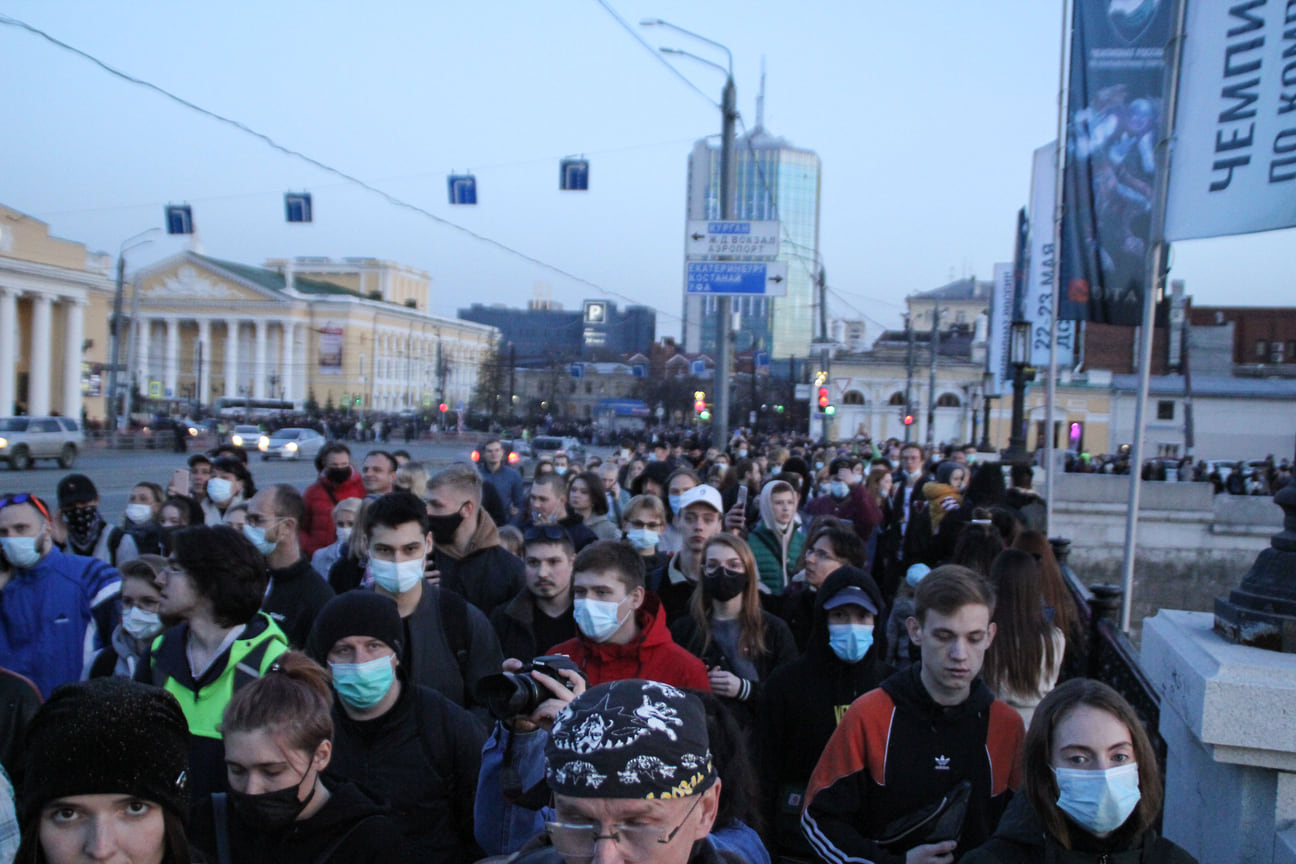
xmin=2 ymin=1 xmax=1291 ymax=341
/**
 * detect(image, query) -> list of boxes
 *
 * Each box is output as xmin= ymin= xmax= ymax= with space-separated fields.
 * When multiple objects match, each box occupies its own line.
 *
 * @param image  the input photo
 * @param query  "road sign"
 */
xmin=686 ymin=220 xmax=780 ymax=260
xmin=448 ymin=174 xmax=477 ymax=205
xmin=690 ymin=359 xmax=707 ymax=376
xmin=569 ymin=363 xmax=585 ymax=379
xmin=686 ymin=262 xmax=788 ymax=297
xmin=754 ymin=351 xmax=770 ymax=368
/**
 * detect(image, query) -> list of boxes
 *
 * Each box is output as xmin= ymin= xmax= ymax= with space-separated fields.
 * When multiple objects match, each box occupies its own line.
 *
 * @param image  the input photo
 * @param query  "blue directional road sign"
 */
xmin=560 ymin=158 xmax=589 ymax=191
xmin=448 ymin=174 xmax=477 ymax=205
xmin=686 ymin=262 xmax=789 ymax=297
xmin=755 ymin=351 xmax=770 ymax=369
xmin=569 ymin=363 xmax=585 ymax=379
xmin=285 ymin=192 xmax=312 ymax=223
xmin=690 ymin=359 xmax=707 ymax=376
xmin=165 ymin=204 xmax=194 ymax=235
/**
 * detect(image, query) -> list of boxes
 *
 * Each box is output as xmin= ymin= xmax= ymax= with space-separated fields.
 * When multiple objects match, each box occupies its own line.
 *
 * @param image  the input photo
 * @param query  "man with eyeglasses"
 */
xmin=780 ymin=523 xmax=868 ymax=652
xmin=620 ymin=494 xmax=668 ymax=572
xmin=0 ymin=493 xmax=121 ymax=697
xmin=510 ymin=678 xmax=739 ymax=864
xmin=247 ymin=484 xmax=335 ymax=648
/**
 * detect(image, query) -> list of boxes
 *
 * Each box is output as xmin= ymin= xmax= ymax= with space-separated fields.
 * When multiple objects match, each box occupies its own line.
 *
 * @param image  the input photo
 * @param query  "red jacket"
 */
xmin=548 ymin=594 xmax=711 ymax=692
xmin=299 ymin=468 xmax=366 ymax=556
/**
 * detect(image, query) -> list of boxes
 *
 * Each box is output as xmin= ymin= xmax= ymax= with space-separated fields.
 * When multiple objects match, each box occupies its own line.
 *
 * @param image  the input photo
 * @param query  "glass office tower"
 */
xmin=681 ymin=127 xmax=821 ymax=359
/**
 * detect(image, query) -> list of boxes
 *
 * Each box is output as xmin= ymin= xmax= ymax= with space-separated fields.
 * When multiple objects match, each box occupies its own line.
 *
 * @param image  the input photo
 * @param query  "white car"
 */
xmin=0 ymin=416 xmax=84 ymax=470
xmin=229 ymin=425 xmax=264 ymax=450
xmin=260 ymin=427 xmax=326 ymax=461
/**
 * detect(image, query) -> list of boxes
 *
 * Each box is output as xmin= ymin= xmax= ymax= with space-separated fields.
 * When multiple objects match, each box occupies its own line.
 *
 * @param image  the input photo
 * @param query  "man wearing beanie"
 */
xmin=0 ymin=492 xmax=121 ymax=697
xmin=306 ymin=591 xmax=486 ymax=864
xmin=15 ymin=677 xmax=191 ymax=862
xmin=509 ymin=679 xmax=739 ymax=864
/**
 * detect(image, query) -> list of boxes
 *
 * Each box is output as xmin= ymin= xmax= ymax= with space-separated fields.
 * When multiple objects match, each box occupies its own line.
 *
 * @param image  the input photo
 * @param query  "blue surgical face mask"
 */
xmin=737 ymin=449 xmax=748 ymax=459
xmin=206 ymin=477 xmax=234 ymax=504
xmin=829 ymin=480 xmax=850 ymax=499
xmin=330 ymin=654 xmax=396 ymax=710
xmin=625 ymin=528 xmax=659 ymax=551
xmin=574 ymin=596 xmax=630 ymax=642
xmin=828 ymin=624 xmax=874 ymax=663
xmin=770 ymin=466 xmax=782 ymax=476
xmin=1053 ymin=763 xmax=1141 ymax=836
xmin=1 ymin=536 xmax=43 ymax=569
xmin=242 ymin=524 xmax=277 ymax=556
xmin=668 ymin=494 xmax=683 ymax=513
xmin=369 ymin=557 xmax=423 ymax=594
xmin=122 ymin=606 xmax=164 ymax=641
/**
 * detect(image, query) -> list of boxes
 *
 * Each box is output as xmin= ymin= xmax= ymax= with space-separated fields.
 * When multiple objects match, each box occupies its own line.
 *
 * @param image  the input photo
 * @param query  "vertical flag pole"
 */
xmin=1118 ymin=0 xmax=1189 ymax=634
xmin=1046 ymin=0 xmax=1073 ymax=533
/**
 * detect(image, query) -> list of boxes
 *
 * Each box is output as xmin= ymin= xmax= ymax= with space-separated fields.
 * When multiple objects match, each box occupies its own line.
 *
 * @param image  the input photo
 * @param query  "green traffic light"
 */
xmin=699 ymin=410 xmax=711 ymax=421
xmin=825 ymin=406 xmax=836 ymax=415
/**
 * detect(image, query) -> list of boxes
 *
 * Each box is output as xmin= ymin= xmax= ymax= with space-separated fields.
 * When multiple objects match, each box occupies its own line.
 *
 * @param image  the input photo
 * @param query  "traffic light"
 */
xmin=694 ymin=391 xmax=706 ymax=415
xmin=817 ymin=386 xmax=830 ymax=412
xmin=903 ymin=412 xmax=914 ymax=426
xmin=438 ymin=403 xmax=448 ymax=413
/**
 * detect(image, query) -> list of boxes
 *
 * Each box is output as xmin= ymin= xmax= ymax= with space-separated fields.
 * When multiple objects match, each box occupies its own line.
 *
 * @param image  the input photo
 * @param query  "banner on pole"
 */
xmin=1165 ymin=2 xmax=1296 ymax=240
xmin=988 ymin=263 xmax=1013 ymax=397
xmin=1059 ymin=0 xmax=1174 ymax=326
xmin=1027 ymin=143 xmax=1077 ymax=367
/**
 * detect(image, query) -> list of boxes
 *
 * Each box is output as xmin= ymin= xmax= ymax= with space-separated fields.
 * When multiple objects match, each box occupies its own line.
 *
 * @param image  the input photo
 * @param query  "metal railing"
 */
xmin=1052 ymin=538 xmax=1167 ymax=777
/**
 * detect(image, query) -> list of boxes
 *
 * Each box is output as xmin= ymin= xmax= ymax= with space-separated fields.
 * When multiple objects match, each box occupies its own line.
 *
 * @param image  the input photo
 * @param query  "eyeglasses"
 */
xmin=0 ymin=493 xmax=51 ymax=521
xmin=626 ymin=519 xmax=664 ymax=531
xmin=244 ymin=514 xmax=281 ymax=529
xmin=546 ymin=793 xmax=704 ymax=863
xmin=524 ymin=525 xmax=570 ymax=543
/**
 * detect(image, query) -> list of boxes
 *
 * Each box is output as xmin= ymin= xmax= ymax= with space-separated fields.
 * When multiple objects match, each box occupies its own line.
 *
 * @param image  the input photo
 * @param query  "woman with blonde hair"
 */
xmin=669 ymin=533 xmax=796 ymax=728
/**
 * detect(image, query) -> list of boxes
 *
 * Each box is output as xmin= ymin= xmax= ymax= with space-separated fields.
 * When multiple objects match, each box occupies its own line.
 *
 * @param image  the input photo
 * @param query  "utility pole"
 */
xmin=713 ymin=73 xmax=737 ymax=450
xmin=817 ymin=266 xmax=830 ymax=443
xmin=109 ymin=229 xmax=157 ymax=433
xmin=926 ymin=307 xmax=940 ymax=449
xmin=904 ymin=314 xmax=915 ymax=444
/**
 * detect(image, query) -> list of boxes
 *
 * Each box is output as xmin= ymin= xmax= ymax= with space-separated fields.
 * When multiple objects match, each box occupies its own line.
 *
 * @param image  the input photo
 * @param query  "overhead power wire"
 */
xmin=592 ymin=0 xmax=721 ymax=110
xmin=0 ymin=12 xmax=683 ymax=322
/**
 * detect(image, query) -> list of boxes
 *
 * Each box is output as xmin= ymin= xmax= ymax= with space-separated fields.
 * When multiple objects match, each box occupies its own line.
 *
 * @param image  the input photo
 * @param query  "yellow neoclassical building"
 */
xmin=0 ymin=205 xmax=116 ymax=419
xmin=129 ymin=252 xmax=498 ymax=415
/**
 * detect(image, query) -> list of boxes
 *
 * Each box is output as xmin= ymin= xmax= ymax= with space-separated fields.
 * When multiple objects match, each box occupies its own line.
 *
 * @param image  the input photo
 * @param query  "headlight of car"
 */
xmin=188 ymin=426 xmax=199 ymax=437
xmin=0 ymin=437 xmax=7 ymax=449
xmin=232 ymin=434 xmax=244 ymax=446
xmin=258 ymin=436 xmax=270 ymax=451
xmin=286 ymin=441 xmax=298 ymax=452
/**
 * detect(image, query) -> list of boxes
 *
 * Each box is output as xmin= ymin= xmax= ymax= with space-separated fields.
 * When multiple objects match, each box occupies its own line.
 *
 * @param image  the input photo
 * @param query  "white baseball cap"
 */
xmin=677 ymin=484 xmax=723 ymax=513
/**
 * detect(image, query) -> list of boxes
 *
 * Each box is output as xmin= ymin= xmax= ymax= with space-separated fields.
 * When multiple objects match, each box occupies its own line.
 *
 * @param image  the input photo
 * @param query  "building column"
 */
xmin=0 ymin=287 xmax=18 ymax=415
xmin=29 ymin=293 xmax=53 ymax=416
xmin=254 ymin=319 xmax=268 ymax=399
xmin=223 ymin=319 xmax=240 ymax=400
xmin=62 ymin=299 xmax=85 ymax=419
xmin=280 ymin=322 xmax=294 ymax=404
xmin=196 ymin=318 xmax=211 ymax=407
xmin=164 ymin=317 xmax=180 ymax=401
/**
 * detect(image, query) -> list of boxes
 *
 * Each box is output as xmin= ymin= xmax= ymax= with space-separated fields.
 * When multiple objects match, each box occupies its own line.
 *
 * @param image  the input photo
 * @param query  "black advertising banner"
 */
xmin=1059 ymin=0 xmax=1174 ymax=326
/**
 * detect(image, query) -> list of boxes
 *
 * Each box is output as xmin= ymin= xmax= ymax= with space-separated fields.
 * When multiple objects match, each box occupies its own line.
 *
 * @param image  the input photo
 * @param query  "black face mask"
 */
xmin=229 ymin=772 xmax=315 ymax=834
xmin=324 ymin=466 xmax=351 ymax=485
xmin=703 ymin=566 xmax=748 ymax=602
xmin=64 ymin=507 xmax=104 ymax=552
xmin=426 ymin=509 xmax=465 ymax=546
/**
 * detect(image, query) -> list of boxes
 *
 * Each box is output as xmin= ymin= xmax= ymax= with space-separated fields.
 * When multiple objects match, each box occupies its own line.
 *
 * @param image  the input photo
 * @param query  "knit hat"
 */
xmin=56 ymin=473 xmax=99 ymax=508
xmin=546 ymin=679 xmax=714 ymax=800
xmin=306 ymin=590 xmax=404 ymax=663
xmin=20 ymin=678 xmax=189 ymax=823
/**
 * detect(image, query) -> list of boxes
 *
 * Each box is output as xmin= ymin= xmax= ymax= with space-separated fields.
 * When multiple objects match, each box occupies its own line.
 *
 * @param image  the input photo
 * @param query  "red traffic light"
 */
xmin=817 ymin=386 xmax=830 ymax=410
xmin=438 ymin=403 xmax=448 ymax=413
xmin=903 ymin=414 xmax=914 ymax=426
xmin=694 ymin=399 xmax=706 ymax=414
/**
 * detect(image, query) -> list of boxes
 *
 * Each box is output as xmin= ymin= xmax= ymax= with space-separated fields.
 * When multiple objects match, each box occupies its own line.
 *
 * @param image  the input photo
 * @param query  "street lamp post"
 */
xmin=108 ymin=228 xmax=159 ymax=434
xmin=644 ymin=18 xmax=737 ymax=449
xmin=1003 ymin=319 xmax=1031 ymax=463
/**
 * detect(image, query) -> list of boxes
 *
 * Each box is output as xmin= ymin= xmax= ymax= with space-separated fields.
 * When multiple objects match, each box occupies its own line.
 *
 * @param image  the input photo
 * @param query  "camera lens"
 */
xmin=476 ymin=671 xmax=543 ymax=720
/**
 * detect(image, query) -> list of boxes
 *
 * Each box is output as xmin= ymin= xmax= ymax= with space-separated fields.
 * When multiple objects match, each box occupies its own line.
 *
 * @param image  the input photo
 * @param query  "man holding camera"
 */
xmin=307 ymin=590 xmax=486 ymax=863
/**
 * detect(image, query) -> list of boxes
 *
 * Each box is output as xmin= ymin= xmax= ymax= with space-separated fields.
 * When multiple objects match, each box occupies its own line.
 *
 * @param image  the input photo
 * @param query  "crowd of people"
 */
xmin=0 ymin=428 xmax=1197 ymax=863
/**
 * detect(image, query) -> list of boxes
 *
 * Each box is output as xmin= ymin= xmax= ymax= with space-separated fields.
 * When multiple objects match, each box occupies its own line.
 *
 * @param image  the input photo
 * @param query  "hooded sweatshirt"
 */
xmin=432 ymin=511 xmax=525 ymax=614
xmin=748 ymin=480 xmax=805 ymax=594
xmin=962 ymin=792 xmax=1197 ymax=864
xmin=755 ymin=567 xmax=890 ymax=853
xmin=546 ymin=594 xmax=710 ymax=691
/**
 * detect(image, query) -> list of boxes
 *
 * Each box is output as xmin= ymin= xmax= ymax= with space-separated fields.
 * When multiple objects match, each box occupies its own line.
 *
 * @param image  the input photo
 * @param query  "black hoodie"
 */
xmin=754 ymin=566 xmax=890 ymax=852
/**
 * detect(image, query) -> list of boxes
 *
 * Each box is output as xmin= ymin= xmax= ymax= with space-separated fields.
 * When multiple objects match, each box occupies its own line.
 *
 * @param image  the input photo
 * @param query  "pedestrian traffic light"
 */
xmin=817 ymin=386 xmax=830 ymax=412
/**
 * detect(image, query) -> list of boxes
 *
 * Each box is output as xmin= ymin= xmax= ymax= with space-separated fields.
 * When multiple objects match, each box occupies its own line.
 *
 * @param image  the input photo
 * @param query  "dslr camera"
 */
xmin=476 ymin=654 xmax=586 ymax=720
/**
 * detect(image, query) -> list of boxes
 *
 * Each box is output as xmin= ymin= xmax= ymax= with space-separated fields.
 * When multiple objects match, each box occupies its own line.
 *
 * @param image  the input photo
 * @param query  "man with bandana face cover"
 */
xmin=55 ymin=473 xmax=139 ymax=565
xmin=0 ymin=493 xmax=120 ymax=697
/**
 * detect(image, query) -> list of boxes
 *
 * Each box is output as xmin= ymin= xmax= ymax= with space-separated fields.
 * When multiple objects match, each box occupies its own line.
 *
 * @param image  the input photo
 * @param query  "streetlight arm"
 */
xmin=659 ymin=47 xmax=729 ymax=79
xmin=640 ymin=18 xmax=731 ymax=75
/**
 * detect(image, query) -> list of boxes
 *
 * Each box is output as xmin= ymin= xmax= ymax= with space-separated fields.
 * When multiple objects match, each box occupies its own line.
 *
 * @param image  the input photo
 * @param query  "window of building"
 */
xmin=1256 ymin=340 xmax=1269 ymax=360
xmin=1273 ymin=342 xmax=1285 ymax=364
xmin=1156 ymin=400 xmax=1174 ymax=420
xmin=888 ymin=391 xmax=906 ymax=406
xmin=843 ymin=391 xmax=865 ymax=405
xmin=935 ymin=393 xmax=960 ymax=408
xmin=1288 ymin=341 xmax=1296 ymax=363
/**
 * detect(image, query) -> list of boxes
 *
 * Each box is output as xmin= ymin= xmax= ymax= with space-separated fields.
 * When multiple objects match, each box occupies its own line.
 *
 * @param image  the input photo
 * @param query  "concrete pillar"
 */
xmin=254 ymin=319 xmax=268 ymax=399
xmin=280 ymin=322 xmax=294 ymax=404
xmin=224 ymin=319 xmax=239 ymax=399
xmin=0 ymin=287 xmax=18 ymax=415
xmin=136 ymin=318 xmax=152 ymax=396
xmin=196 ymin=318 xmax=211 ymax=406
xmin=164 ymin=317 xmax=179 ymax=401
xmin=29 ymin=293 xmax=52 ymax=416
xmin=62 ymin=299 xmax=85 ymax=419
xmin=1143 ymin=610 xmax=1296 ymax=863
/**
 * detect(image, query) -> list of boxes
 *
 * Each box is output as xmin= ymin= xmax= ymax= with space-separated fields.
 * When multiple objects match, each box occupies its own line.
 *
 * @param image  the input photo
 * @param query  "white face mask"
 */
xmin=573 ymin=596 xmax=631 ymax=642
xmin=335 ymin=527 xmax=352 ymax=546
xmin=122 ymin=605 xmax=164 ymax=641
xmin=369 ymin=557 xmax=424 ymax=594
xmin=125 ymin=503 xmax=154 ymax=525
xmin=206 ymin=477 xmax=234 ymax=504
xmin=1 ymin=536 xmax=43 ymax=569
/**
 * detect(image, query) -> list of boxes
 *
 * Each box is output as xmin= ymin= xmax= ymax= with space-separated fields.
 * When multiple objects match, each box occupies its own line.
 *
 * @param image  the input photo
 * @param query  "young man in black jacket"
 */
xmin=249 ymin=484 xmax=334 ymax=648
xmin=490 ymin=525 xmax=576 ymax=663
